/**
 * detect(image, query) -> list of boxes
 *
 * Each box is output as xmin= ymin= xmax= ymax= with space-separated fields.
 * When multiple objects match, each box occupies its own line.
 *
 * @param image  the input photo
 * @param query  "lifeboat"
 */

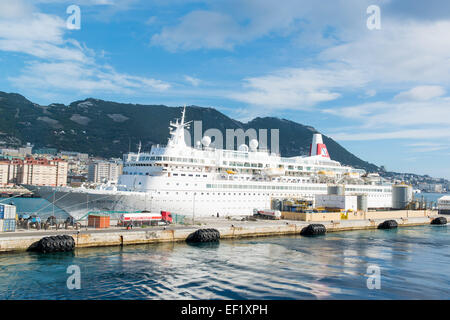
xmin=317 ymin=170 xmax=335 ymax=176
xmin=263 ymin=167 xmax=285 ymax=177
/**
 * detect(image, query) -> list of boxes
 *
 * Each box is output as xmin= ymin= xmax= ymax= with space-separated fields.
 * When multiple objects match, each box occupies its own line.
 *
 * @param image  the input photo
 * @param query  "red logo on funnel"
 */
xmin=316 ymin=143 xmax=329 ymax=158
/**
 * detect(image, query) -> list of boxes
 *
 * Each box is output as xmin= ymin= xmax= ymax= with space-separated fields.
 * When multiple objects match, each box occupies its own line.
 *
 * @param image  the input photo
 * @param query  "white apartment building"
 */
xmin=88 ymin=160 xmax=123 ymax=183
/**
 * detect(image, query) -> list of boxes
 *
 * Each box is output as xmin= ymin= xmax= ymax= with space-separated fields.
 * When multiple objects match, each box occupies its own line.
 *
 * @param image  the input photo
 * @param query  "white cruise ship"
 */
xmin=25 ymin=107 xmax=392 ymax=219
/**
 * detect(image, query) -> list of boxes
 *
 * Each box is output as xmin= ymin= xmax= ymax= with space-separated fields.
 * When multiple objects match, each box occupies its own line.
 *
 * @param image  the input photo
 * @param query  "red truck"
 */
xmin=119 ymin=211 xmax=173 ymax=227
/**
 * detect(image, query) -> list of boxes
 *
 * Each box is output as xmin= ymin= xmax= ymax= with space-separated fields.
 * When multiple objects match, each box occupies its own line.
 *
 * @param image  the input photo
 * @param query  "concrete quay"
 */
xmin=0 ymin=211 xmax=446 ymax=253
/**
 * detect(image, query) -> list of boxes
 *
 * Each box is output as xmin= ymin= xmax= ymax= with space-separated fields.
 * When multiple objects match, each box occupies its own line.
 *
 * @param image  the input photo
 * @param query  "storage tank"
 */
xmin=327 ymin=185 xmax=345 ymax=196
xmin=271 ymin=199 xmax=282 ymax=211
xmin=357 ymin=194 xmax=368 ymax=212
xmin=392 ymin=185 xmax=413 ymax=209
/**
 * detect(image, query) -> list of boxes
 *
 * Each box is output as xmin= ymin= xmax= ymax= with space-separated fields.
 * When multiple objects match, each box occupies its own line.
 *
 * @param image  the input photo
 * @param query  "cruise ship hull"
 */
xmin=23 ymin=185 xmax=149 ymax=219
xmin=23 ymin=183 xmax=392 ymax=220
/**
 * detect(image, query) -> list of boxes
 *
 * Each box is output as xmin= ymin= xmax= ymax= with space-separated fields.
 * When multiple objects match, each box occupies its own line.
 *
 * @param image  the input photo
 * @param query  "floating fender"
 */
xmin=378 ymin=220 xmax=398 ymax=229
xmin=300 ymin=224 xmax=326 ymax=236
xmin=37 ymin=235 xmax=75 ymax=253
xmin=431 ymin=217 xmax=447 ymax=225
xmin=186 ymin=228 xmax=220 ymax=243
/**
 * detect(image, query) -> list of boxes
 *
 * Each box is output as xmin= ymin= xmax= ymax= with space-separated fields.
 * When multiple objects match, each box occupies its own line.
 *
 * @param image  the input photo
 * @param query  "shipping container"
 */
xmin=88 ymin=214 xmax=110 ymax=228
xmin=1 ymin=219 xmax=16 ymax=232
xmin=315 ymin=194 xmax=357 ymax=211
xmin=0 ymin=204 xmax=16 ymax=220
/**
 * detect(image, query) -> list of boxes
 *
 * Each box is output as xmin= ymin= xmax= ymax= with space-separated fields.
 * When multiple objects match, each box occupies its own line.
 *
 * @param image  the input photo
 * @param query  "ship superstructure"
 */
xmin=26 ymin=107 xmax=392 ymax=219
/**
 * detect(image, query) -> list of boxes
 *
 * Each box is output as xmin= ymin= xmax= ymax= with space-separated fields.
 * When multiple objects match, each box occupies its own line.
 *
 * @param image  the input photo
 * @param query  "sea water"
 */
xmin=0 ymin=224 xmax=448 ymax=300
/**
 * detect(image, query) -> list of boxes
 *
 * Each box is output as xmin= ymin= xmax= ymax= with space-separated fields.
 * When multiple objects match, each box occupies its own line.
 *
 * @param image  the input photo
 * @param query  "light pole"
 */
xmin=193 ymin=192 xmax=196 ymax=225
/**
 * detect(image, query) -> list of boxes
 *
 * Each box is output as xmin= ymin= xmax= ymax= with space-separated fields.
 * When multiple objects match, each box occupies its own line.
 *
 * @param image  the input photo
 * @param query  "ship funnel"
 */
xmin=309 ymin=133 xmax=330 ymax=158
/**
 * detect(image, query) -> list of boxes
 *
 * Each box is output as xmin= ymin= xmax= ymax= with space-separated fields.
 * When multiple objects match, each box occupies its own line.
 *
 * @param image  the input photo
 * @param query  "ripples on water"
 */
xmin=0 ymin=225 xmax=448 ymax=300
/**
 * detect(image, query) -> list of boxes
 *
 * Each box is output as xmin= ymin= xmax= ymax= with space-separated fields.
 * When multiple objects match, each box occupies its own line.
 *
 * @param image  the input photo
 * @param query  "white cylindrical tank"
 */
xmin=327 ymin=185 xmax=345 ymax=196
xmin=392 ymin=185 xmax=413 ymax=209
xmin=357 ymin=194 xmax=368 ymax=212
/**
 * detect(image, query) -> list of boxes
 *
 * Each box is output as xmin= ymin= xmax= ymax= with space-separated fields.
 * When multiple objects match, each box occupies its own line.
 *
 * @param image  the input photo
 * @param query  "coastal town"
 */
xmin=0 ymin=142 xmax=447 ymax=197
xmin=0 ymin=143 xmax=123 ymax=194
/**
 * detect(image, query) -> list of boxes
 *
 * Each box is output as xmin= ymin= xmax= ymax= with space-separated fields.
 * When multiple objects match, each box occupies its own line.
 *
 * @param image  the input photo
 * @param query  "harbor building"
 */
xmin=0 ymin=157 xmax=68 ymax=187
xmin=0 ymin=143 xmax=33 ymax=157
xmin=33 ymin=148 xmax=58 ymax=156
xmin=438 ymin=196 xmax=450 ymax=215
xmin=0 ymin=161 xmax=10 ymax=186
xmin=88 ymin=160 xmax=123 ymax=183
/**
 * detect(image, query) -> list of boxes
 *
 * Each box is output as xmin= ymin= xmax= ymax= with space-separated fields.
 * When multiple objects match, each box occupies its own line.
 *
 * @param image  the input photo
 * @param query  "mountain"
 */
xmin=0 ymin=91 xmax=379 ymax=172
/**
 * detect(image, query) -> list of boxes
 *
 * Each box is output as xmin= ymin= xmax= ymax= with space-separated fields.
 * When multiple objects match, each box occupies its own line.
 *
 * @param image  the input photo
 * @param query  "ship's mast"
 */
xmin=137 ymin=141 xmax=142 ymax=157
xmin=168 ymin=105 xmax=192 ymax=148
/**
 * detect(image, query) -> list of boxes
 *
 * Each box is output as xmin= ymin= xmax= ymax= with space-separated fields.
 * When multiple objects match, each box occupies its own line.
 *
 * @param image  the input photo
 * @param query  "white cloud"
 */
xmin=184 ymin=75 xmax=201 ymax=87
xmin=231 ymin=66 xmax=367 ymax=109
xmin=320 ymin=20 xmax=450 ymax=85
xmin=324 ymin=96 xmax=450 ymax=128
xmin=0 ymin=0 xmax=169 ymax=98
xmin=394 ymin=85 xmax=446 ymax=101
xmin=364 ymin=89 xmax=376 ymax=98
xmin=407 ymin=142 xmax=449 ymax=153
xmin=9 ymin=61 xmax=170 ymax=94
xmin=149 ymin=0 xmax=380 ymax=52
xmin=151 ymin=10 xmax=242 ymax=51
xmin=0 ymin=0 xmax=34 ymax=19
xmin=0 ymin=4 xmax=88 ymax=62
xmin=330 ymin=128 xmax=450 ymax=141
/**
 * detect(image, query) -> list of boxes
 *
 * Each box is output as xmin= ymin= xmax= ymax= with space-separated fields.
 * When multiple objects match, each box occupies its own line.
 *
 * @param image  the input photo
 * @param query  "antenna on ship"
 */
xmin=167 ymin=105 xmax=193 ymax=148
xmin=181 ymin=104 xmax=186 ymax=125
xmin=137 ymin=141 xmax=142 ymax=156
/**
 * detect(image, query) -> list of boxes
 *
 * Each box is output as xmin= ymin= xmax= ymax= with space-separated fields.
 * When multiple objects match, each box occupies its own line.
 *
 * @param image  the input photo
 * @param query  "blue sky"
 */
xmin=1 ymin=0 xmax=450 ymax=178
